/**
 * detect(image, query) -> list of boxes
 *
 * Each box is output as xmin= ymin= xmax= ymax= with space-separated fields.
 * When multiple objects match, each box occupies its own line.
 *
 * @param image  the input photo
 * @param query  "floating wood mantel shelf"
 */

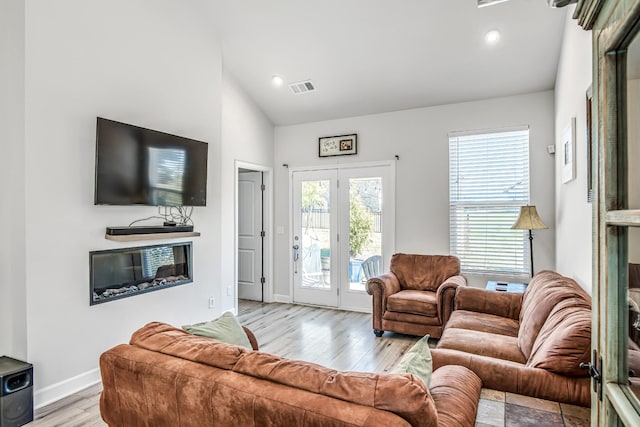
xmin=105 ymin=231 xmax=201 ymax=242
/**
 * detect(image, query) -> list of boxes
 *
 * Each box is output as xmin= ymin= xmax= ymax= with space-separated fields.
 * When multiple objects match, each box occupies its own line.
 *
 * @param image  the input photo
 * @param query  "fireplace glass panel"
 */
xmin=90 ymin=242 xmax=192 ymax=305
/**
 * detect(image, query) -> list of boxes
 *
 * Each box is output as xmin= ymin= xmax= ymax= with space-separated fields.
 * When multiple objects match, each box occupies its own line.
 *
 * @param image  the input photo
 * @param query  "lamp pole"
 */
xmin=528 ymin=229 xmax=534 ymax=277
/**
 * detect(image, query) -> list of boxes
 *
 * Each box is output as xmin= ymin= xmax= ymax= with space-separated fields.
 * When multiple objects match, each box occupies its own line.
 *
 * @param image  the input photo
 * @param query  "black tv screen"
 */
xmin=94 ymin=117 xmax=208 ymax=206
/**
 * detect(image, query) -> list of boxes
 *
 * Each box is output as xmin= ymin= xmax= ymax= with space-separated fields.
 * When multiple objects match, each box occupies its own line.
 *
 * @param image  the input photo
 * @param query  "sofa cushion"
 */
xmin=235 ymin=353 xmax=441 ymax=427
xmin=526 ymin=299 xmax=591 ymax=376
xmin=387 ymin=290 xmax=438 ymax=317
xmin=182 ymin=311 xmax=253 ymax=349
xmin=390 ymin=254 xmax=460 ymax=292
xmin=390 ymin=334 xmax=433 ymax=386
xmin=518 ymin=271 xmax=591 ymax=359
xmin=455 ymin=286 xmax=522 ymax=320
xmin=446 ymin=310 xmax=519 ymax=337
xmin=382 ymin=311 xmax=443 ymax=327
xmin=131 ymin=321 xmax=249 ymax=370
xmin=437 ymin=327 xmax=526 ymax=364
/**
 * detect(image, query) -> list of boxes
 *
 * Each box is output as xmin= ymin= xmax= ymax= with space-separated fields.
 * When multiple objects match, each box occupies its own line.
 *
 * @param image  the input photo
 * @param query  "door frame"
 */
xmin=288 ymin=160 xmax=396 ymax=311
xmin=234 ymin=160 xmax=273 ymax=313
xmin=575 ymin=0 xmax=640 ymax=424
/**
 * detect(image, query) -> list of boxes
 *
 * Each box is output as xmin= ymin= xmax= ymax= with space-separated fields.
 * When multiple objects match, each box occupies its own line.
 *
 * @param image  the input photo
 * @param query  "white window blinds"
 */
xmin=449 ymin=127 xmax=530 ymax=276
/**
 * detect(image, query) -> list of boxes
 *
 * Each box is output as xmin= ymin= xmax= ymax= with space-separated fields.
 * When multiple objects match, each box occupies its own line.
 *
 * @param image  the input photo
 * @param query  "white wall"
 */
xmin=274 ymin=91 xmax=556 ymax=296
xmin=554 ymin=6 xmax=593 ymax=292
xmin=23 ymin=0 xmax=223 ymax=406
xmin=220 ymin=71 xmax=274 ymax=310
xmin=0 ymin=0 xmax=27 ymax=358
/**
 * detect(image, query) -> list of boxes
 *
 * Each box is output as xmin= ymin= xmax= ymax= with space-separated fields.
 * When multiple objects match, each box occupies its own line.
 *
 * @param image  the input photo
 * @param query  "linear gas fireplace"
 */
xmin=90 ymin=242 xmax=192 ymax=305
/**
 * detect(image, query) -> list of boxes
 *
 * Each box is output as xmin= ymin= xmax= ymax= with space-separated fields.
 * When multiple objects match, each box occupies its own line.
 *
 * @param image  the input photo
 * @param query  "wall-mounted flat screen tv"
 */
xmin=95 ymin=117 xmax=208 ymax=206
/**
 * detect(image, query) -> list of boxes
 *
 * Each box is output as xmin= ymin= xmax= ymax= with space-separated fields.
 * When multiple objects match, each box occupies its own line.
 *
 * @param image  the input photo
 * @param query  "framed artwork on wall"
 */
xmin=586 ymin=86 xmax=593 ymax=202
xmin=562 ymin=117 xmax=576 ymax=184
xmin=319 ymin=134 xmax=357 ymax=157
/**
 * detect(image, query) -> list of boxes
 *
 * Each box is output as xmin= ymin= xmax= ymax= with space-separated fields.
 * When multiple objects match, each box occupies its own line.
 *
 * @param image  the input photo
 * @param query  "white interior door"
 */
xmin=238 ymin=171 xmax=263 ymax=301
xmin=292 ymin=164 xmax=395 ymax=311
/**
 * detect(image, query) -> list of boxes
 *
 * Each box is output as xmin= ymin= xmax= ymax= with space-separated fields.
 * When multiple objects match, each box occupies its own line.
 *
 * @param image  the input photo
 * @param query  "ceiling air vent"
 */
xmin=477 ymin=0 xmax=509 ymax=7
xmin=288 ymin=80 xmax=316 ymax=95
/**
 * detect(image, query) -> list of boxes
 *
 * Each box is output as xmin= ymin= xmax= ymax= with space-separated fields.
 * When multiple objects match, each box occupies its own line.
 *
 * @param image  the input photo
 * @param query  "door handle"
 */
xmin=580 ymin=350 xmax=602 ymax=401
xmin=292 ymin=244 xmax=299 ymax=274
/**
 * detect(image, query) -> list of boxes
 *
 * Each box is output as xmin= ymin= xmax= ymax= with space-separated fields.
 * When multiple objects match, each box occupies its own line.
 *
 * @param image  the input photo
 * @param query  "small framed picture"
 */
xmin=586 ymin=87 xmax=593 ymax=202
xmin=562 ymin=117 xmax=576 ymax=183
xmin=319 ymin=134 xmax=357 ymax=157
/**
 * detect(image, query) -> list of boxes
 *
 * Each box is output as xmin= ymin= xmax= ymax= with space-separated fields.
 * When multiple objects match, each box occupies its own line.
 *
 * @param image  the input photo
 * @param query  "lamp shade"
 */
xmin=512 ymin=205 xmax=548 ymax=230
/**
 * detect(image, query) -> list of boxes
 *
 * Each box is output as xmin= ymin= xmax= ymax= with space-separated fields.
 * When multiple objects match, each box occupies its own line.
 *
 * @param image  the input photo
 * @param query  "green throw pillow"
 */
xmin=390 ymin=334 xmax=432 ymax=386
xmin=182 ymin=311 xmax=252 ymax=349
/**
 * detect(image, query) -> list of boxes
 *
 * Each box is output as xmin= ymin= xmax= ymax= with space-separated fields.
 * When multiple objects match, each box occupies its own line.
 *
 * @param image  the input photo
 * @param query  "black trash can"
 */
xmin=0 ymin=356 xmax=33 ymax=427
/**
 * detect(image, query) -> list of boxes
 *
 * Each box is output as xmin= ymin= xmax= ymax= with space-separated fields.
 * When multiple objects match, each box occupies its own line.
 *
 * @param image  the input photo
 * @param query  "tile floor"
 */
xmin=475 ymin=388 xmax=590 ymax=427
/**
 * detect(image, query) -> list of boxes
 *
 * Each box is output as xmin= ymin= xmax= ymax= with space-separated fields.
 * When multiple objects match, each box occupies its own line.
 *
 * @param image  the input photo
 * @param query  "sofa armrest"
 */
xmin=436 ymin=275 xmax=467 ymax=324
xmin=455 ymin=286 xmax=522 ymax=320
xmin=242 ymin=326 xmax=259 ymax=350
xmin=429 ymin=365 xmax=481 ymax=427
xmin=366 ymin=272 xmax=401 ymax=331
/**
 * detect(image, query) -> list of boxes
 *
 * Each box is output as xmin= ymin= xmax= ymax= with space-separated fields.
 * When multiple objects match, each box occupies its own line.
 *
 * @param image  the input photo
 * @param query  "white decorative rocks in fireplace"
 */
xmin=90 ymin=242 xmax=192 ymax=305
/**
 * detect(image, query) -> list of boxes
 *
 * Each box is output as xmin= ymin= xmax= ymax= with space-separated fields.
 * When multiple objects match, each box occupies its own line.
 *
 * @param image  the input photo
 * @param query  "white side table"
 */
xmin=486 ymin=281 xmax=527 ymax=293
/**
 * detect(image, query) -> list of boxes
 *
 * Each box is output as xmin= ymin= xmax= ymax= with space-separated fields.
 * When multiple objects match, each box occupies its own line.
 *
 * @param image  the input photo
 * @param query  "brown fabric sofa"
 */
xmin=430 ymin=270 xmax=591 ymax=407
xmin=100 ymin=322 xmax=482 ymax=427
xmin=366 ymin=254 xmax=466 ymax=338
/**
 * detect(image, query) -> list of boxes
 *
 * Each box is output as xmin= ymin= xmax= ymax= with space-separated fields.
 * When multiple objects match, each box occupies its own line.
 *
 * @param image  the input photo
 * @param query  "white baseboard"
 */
xmin=34 ymin=368 xmax=101 ymax=409
xmin=337 ymin=305 xmax=372 ymax=314
xmin=273 ymin=294 xmax=291 ymax=303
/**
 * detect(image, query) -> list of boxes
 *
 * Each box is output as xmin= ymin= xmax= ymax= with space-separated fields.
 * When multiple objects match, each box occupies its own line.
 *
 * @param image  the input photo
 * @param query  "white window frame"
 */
xmin=449 ymin=126 xmax=530 ymax=277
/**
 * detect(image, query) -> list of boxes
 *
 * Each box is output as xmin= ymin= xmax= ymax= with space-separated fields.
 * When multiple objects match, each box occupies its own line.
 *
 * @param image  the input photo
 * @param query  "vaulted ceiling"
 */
xmin=206 ymin=0 xmax=568 ymax=126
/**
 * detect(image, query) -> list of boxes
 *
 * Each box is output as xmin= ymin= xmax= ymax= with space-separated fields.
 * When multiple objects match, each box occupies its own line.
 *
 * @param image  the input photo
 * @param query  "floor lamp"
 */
xmin=512 ymin=205 xmax=548 ymax=278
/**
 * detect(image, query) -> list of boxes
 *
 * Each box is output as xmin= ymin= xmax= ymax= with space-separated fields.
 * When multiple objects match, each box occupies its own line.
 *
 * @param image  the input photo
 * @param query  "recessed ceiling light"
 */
xmin=485 ymin=30 xmax=501 ymax=44
xmin=271 ymin=75 xmax=284 ymax=87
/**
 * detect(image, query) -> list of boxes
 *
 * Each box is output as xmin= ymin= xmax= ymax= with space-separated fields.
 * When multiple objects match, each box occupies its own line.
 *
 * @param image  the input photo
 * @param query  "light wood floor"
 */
xmin=27 ymin=300 xmax=589 ymax=426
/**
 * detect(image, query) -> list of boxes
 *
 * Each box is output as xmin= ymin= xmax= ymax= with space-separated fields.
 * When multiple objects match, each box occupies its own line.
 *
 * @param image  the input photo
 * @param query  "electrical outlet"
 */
xmin=226 ymin=286 xmax=232 ymax=296
xmin=208 ymin=297 xmax=215 ymax=309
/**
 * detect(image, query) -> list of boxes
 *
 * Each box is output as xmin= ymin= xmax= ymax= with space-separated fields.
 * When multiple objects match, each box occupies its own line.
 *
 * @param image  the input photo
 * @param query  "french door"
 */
xmin=291 ymin=164 xmax=395 ymax=311
xmin=578 ymin=0 xmax=640 ymax=424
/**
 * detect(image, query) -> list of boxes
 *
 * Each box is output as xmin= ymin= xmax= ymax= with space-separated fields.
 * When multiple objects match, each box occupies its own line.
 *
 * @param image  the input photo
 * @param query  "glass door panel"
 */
xmin=624 ymin=30 xmax=640 ymax=413
xmin=628 ymin=230 xmax=640 ymax=403
xmin=347 ymin=176 xmax=382 ymax=292
xmin=292 ymin=170 xmax=338 ymax=307
xmin=339 ymin=165 xmax=395 ymax=311
xmin=300 ymin=179 xmax=331 ymax=290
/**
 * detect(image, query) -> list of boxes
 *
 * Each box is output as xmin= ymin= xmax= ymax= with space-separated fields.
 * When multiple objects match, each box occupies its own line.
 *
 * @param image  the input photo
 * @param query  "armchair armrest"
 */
xmin=436 ymin=275 xmax=467 ymax=325
xmin=455 ymin=286 xmax=522 ymax=320
xmin=366 ymin=272 xmax=401 ymax=332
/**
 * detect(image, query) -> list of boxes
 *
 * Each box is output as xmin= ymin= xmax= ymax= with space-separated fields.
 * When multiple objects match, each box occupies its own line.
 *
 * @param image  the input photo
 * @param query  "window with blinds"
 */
xmin=449 ymin=127 xmax=530 ymax=276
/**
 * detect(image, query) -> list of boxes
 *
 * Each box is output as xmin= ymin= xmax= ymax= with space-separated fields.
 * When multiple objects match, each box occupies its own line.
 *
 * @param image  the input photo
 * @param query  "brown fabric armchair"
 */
xmin=366 ymin=254 xmax=466 ymax=338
